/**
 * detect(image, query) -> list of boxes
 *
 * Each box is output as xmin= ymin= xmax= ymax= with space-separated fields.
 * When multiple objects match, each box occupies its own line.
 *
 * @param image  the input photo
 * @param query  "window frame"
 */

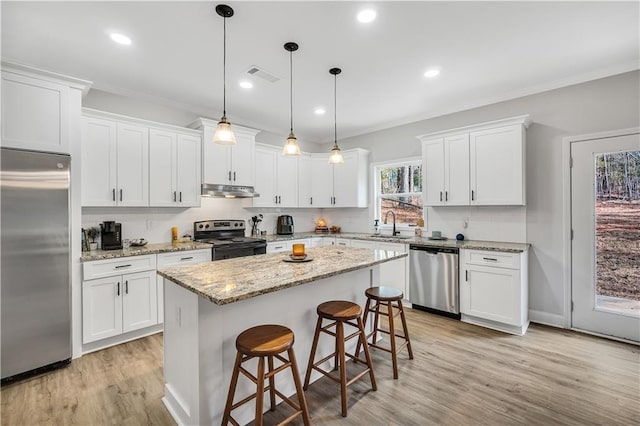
xmin=372 ymin=157 xmax=424 ymax=231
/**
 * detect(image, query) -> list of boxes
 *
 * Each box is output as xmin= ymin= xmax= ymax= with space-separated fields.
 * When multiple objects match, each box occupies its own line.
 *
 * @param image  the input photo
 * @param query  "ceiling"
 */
xmin=2 ymin=1 xmax=638 ymax=143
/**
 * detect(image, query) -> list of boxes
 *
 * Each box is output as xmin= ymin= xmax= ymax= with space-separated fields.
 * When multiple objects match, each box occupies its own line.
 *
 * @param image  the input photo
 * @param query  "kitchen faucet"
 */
xmin=384 ymin=210 xmax=400 ymax=236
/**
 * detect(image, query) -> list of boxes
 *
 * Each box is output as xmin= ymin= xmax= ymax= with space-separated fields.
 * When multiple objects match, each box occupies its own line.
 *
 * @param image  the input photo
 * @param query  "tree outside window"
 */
xmin=376 ymin=161 xmax=423 ymax=226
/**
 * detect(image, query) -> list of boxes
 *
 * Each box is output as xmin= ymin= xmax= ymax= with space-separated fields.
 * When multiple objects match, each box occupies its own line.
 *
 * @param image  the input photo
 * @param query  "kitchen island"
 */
xmin=157 ymin=246 xmax=406 ymax=426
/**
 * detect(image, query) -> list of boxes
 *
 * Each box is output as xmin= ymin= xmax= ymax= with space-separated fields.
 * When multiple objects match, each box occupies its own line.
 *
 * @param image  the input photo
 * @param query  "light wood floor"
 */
xmin=1 ymin=309 xmax=639 ymax=425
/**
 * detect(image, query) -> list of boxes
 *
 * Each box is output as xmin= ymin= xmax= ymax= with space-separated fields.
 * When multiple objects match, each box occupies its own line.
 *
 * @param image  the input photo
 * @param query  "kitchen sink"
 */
xmin=368 ymin=234 xmax=413 ymax=240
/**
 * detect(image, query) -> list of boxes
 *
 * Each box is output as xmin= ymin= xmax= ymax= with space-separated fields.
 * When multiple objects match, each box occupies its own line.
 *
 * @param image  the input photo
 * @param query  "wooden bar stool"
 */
xmin=222 ymin=324 xmax=311 ymax=426
xmin=303 ymin=300 xmax=377 ymax=417
xmin=357 ymin=286 xmax=413 ymax=379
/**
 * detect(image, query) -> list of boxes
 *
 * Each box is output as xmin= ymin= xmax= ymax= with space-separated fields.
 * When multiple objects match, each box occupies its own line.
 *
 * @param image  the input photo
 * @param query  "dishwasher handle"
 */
xmin=410 ymin=245 xmax=458 ymax=255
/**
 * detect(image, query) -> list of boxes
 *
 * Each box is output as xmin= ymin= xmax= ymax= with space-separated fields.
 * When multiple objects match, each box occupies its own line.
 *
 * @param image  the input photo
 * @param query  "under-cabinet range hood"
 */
xmin=201 ymin=183 xmax=260 ymax=198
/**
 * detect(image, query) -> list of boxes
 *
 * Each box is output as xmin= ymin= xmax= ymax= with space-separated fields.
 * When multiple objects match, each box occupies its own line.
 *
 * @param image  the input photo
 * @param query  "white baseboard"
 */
xmin=529 ymin=309 xmax=565 ymax=328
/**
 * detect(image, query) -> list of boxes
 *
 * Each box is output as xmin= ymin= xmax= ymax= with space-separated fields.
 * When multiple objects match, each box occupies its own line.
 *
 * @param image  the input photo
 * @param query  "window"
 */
xmin=374 ymin=160 xmax=423 ymax=227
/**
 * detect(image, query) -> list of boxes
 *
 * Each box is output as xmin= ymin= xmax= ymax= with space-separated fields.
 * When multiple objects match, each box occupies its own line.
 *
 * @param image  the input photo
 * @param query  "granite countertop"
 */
xmin=157 ymin=246 xmax=407 ymax=305
xmin=264 ymin=232 xmax=529 ymax=253
xmin=81 ymin=241 xmax=212 ymax=262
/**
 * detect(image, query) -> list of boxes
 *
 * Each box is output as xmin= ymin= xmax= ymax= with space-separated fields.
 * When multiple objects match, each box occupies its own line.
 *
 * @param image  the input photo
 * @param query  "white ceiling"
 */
xmin=2 ymin=1 xmax=638 ymax=143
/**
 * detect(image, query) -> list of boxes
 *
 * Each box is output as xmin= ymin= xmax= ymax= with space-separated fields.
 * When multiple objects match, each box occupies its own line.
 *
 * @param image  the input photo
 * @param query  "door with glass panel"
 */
xmin=571 ymin=132 xmax=640 ymax=342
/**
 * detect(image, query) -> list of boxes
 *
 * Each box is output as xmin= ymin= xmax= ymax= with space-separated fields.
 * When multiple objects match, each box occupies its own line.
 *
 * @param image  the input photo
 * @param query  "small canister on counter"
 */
xmin=171 ymin=226 xmax=178 ymax=242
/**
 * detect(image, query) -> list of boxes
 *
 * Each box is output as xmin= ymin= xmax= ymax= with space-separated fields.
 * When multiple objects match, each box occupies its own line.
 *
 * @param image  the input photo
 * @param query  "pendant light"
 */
xmin=213 ymin=4 xmax=236 ymax=145
xmin=282 ymin=42 xmax=301 ymax=156
xmin=328 ymin=67 xmax=344 ymax=164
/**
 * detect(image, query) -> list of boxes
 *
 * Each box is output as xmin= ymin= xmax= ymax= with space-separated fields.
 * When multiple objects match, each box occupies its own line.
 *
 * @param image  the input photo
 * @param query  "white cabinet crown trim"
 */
xmin=188 ymin=117 xmax=259 ymax=137
xmin=2 ymin=61 xmax=92 ymax=94
xmin=416 ymin=115 xmax=531 ymax=142
xmin=83 ymin=108 xmax=201 ymax=137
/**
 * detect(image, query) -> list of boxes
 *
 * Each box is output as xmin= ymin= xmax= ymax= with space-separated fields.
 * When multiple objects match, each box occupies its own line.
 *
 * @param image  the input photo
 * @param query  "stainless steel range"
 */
xmin=194 ymin=220 xmax=267 ymax=260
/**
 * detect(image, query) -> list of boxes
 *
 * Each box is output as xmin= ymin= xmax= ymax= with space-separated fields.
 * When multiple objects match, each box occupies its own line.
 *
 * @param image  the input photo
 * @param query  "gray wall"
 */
xmin=83 ymin=89 xmax=321 ymax=152
xmin=324 ymin=70 xmax=640 ymax=325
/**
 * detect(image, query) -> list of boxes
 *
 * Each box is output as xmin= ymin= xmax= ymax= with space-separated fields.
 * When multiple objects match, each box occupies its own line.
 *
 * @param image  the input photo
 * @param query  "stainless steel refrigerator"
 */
xmin=1 ymin=148 xmax=72 ymax=382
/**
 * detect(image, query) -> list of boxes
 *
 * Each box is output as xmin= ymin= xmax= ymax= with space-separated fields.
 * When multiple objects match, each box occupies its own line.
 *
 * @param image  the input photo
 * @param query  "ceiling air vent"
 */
xmin=246 ymin=65 xmax=280 ymax=83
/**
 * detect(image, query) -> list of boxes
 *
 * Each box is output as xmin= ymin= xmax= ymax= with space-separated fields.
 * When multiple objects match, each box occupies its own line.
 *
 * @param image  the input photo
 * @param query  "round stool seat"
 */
xmin=317 ymin=300 xmax=361 ymax=321
xmin=365 ymin=286 xmax=404 ymax=301
xmin=236 ymin=324 xmax=294 ymax=356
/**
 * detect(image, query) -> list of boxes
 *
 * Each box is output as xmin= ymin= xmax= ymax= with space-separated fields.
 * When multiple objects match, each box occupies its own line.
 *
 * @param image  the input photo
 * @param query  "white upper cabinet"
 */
xmin=117 ymin=123 xmax=149 ymax=207
xmin=470 ymin=124 xmax=525 ymax=205
xmin=253 ymin=144 xmax=298 ymax=207
xmin=149 ymin=129 xmax=201 ymax=207
xmin=82 ymin=109 xmax=201 ymax=207
xmin=418 ymin=115 xmax=529 ymax=207
xmin=1 ymin=64 xmax=90 ymax=154
xmin=192 ymin=118 xmax=258 ymax=187
xmin=82 ymin=118 xmax=148 ymax=207
xmin=298 ymin=154 xmax=314 ymax=207
xmin=310 ymin=149 xmax=369 ymax=208
xmin=82 ymin=117 xmax=117 ymax=206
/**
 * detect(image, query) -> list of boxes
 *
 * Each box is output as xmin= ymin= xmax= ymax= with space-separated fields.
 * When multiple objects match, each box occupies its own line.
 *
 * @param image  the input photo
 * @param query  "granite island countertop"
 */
xmin=81 ymin=241 xmax=212 ymax=262
xmin=157 ymin=246 xmax=407 ymax=305
xmin=264 ymin=232 xmax=529 ymax=253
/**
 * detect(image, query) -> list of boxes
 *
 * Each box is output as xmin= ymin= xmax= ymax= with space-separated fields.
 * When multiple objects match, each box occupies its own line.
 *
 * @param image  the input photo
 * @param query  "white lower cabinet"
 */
xmin=156 ymin=249 xmax=211 ymax=324
xmin=267 ymin=239 xmax=311 ymax=254
xmin=459 ymin=249 xmax=529 ymax=335
xmin=82 ymin=268 xmax=157 ymax=344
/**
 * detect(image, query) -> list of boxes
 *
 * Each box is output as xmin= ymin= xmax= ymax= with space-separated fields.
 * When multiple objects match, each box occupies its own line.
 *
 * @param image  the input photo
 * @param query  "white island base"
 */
xmin=162 ymin=267 xmax=377 ymax=426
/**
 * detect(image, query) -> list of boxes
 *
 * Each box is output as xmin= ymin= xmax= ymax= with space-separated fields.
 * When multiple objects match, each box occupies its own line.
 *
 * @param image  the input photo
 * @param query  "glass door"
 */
xmin=571 ymin=133 xmax=640 ymax=342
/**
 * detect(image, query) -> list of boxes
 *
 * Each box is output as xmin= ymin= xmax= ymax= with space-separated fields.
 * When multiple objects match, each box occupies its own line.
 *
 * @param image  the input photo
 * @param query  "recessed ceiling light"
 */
xmin=314 ymin=108 xmax=326 ymax=115
xmin=424 ymin=69 xmax=440 ymax=78
xmin=109 ymin=33 xmax=132 ymax=46
xmin=357 ymin=9 xmax=376 ymax=23
xmin=239 ymin=81 xmax=253 ymax=89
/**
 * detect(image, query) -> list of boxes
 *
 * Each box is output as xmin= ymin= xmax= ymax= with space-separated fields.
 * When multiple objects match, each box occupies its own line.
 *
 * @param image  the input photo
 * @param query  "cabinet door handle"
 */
xmin=117 ymin=282 xmax=120 ymax=296
xmin=173 ymin=191 xmax=177 ymax=202
xmin=465 ymin=270 xmax=468 ymax=282
xmin=228 ymin=171 xmax=232 ymax=181
xmin=274 ymin=195 xmax=278 ymax=204
xmin=115 ymin=264 xmax=132 ymax=269
xmin=125 ymin=280 xmax=129 ymax=294
xmin=440 ymin=191 xmax=442 ymax=202
xmin=310 ymin=197 xmax=313 ymax=205
xmin=179 ymin=192 xmax=182 ymax=202
xmin=119 ymin=189 xmax=123 ymax=202
xmin=471 ymin=190 xmax=475 ymax=201
xmin=180 ymin=256 xmax=194 ymax=261
xmin=112 ymin=188 xmax=116 ymax=201
xmin=278 ymin=195 xmax=281 ymax=204
xmin=483 ymin=257 xmax=498 ymax=261
xmin=233 ymin=171 xmax=236 ymax=181
xmin=445 ymin=191 xmax=448 ymax=202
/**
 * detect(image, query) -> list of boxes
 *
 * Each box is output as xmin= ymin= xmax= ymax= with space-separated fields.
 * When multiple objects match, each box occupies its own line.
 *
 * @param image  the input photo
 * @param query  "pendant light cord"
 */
xmin=333 ymin=73 xmax=338 ymax=145
xmin=222 ymin=16 xmax=227 ymax=116
xmin=290 ymin=50 xmax=294 ymax=133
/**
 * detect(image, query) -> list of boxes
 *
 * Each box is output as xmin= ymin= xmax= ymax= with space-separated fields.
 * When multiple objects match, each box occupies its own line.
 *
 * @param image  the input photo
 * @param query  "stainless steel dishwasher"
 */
xmin=409 ymin=245 xmax=460 ymax=319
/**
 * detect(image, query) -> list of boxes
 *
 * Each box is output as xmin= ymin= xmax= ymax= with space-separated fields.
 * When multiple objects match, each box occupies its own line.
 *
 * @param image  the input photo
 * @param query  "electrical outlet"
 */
xmin=463 ymin=218 xmax=469 ymax=228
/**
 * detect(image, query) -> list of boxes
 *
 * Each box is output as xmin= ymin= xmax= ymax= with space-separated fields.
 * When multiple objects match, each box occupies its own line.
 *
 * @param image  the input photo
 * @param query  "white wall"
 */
xmin=322 ymin=70 xmax=640 ymax=326
xmin=82 ymin=199 xmax=321 ymax=244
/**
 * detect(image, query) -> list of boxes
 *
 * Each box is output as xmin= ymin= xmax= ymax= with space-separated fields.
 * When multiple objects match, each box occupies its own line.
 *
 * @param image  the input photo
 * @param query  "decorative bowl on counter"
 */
xmin=130 ymin=238 xmax=148 ymax=247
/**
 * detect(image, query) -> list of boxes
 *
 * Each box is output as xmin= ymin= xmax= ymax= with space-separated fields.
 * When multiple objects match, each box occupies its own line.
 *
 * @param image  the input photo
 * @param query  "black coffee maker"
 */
xmin=276 ymin=215 xmax=294 ymax=235
xmin=101 ymin=221 xmax=122 ymax=250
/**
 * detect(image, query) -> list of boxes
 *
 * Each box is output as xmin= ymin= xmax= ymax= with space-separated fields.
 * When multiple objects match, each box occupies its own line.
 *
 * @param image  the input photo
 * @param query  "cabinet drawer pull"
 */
xmin=115 ymin=264 xmax=132 ymax=269
xmin=125 ymin=280 xmax=129 ymax=294
xmin=180 ymin=256 xmax=194 ymax=261
xmin=117 ymin=282 xmax=120 ymax=296
xmin=483 ymin=257 xmax=498 ymax=261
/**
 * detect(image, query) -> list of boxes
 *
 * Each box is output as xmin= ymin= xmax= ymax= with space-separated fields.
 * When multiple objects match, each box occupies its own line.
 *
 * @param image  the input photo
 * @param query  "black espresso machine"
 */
xmin=101 ymin=221 xmax=122 ymax=250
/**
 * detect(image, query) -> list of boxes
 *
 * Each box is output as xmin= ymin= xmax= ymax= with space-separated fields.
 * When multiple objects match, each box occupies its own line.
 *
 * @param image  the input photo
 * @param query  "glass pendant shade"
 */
xmin=328 ymin=143 xmax=344 ymax=164
xmin=213 ymin=115 xmax=236 ymax=145
xmin=282 ymin=132 xmax=301 ymax=156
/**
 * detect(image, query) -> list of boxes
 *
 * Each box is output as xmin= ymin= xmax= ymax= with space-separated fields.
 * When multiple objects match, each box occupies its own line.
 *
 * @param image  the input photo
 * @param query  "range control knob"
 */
xmin=205 ymin=224 xmax=210 ymax=229
xmin=198 ymin=224 xmax=204 ymax=229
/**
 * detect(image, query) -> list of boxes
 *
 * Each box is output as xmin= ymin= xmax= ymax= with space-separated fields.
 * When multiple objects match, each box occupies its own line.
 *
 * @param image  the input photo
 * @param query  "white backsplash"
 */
xmin=82 ymin=198 xmax=322 ymax=244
